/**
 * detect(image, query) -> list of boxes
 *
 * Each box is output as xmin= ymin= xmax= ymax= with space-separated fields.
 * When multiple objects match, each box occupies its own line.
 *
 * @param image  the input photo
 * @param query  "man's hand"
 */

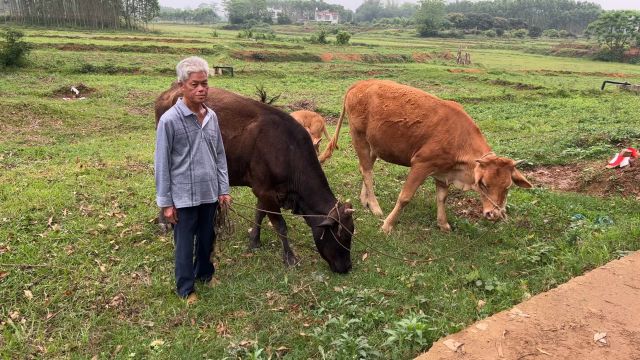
xmin=163 ymin=206 xmax=178 ymax=224
xmin=219 ymin=194 xmax=232 ymax=209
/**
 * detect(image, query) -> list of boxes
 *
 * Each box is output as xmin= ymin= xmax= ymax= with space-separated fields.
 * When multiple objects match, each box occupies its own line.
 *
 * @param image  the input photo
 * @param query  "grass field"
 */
xmin=1 ymin=23 xmax=640 ymax=359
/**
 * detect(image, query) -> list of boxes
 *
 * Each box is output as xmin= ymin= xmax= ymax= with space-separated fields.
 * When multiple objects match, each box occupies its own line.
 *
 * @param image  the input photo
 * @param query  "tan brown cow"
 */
xmin=290 ymin=110 xmax=332 ymax=155
xmin=319 ymin=79 xmax=532 ymax=233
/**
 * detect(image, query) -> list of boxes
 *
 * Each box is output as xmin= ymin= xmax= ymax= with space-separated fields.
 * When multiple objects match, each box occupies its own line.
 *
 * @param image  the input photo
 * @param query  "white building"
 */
xmin=267 ymin=7 xmax=284 ymax=23
xmin=314 ymin=10 xmax=339 ymax=24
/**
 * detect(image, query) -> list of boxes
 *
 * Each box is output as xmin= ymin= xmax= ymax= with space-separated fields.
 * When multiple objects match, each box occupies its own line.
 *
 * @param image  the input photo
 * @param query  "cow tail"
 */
xmin=318 ymin=98 xmax=346 ymax=164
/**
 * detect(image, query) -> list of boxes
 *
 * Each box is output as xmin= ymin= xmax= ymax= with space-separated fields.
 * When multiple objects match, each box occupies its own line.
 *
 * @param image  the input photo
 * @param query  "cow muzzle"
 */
xmin=484 ymin=208 xmax=507 ymax=221
xmin=331 ymin=260 xmax=352 ymax=274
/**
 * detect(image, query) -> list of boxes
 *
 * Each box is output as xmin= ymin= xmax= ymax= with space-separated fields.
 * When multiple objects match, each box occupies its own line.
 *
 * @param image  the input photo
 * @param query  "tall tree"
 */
xmin=224 ymin=0 xmax=268 ymax=24
xmin=586 ymin=10 xmax=640 ymax=60
xmin=415 ymin=0 xmax=445 ymax=37
xmin=4 ymin=0 xmax=158 ymax=29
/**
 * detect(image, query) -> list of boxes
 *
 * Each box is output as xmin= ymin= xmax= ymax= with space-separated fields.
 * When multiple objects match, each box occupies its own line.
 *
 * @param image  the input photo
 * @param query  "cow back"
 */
xmin=344 ymin=79 xmax=488 ymax=167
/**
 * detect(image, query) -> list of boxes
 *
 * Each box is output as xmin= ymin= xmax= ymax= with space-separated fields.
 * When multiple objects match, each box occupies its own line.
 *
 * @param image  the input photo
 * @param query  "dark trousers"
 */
xmin=173 ymin=202 xmax=217 ymax=297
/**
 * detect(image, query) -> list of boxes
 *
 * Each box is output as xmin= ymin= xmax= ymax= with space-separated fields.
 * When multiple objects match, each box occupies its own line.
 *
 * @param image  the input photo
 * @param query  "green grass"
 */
xmin=1 ymin=23 xmax=640 ymax=359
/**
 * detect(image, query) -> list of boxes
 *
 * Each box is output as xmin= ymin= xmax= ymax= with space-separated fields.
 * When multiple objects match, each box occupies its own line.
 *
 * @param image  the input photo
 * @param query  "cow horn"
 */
xmin=318 ymin=217 xmax=335 ymax=227
xmin=514 ymin=159 xmax=525 ymax=167
xmin=344 ymin=208 xmax=355 ymax=215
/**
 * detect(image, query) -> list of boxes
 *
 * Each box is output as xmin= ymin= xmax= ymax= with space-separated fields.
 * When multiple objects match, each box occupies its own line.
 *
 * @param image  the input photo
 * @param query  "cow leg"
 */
xmin=435 ymin=180 xmax=452 ymax=232
xmin=352 ymin=131 xmax=383 ymax=216
xmin=266 ymin=212 xmax=299 ymax=267
xmin=382 ymin=164 xmax=431 ymax=234
xmin=360 ymin=160 xmax=383 ymax=216
xmin=248 ymin=200 xmax=268 ymax=249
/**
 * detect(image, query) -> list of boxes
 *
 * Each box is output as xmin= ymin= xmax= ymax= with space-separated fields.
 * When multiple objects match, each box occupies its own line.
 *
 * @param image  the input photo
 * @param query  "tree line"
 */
xmin=354 ymin=0 xmax=602 ymax=34
xmin=157 ymin=4 xmax=218 ymax=24
xmin=3 ymin=0 xmax=160 ymax=29
xmin=446 ymin=0 xmax=602 ymax=35
xmin=223 ymin=0 xmax=352 ymax=25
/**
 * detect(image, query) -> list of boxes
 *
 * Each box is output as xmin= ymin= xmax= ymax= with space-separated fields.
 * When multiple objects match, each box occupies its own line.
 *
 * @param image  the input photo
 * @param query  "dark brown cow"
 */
xmin=155 ymin=82 xmax=354 ymax=273
xmin=320 ymin=79 xmax=532 ymax=234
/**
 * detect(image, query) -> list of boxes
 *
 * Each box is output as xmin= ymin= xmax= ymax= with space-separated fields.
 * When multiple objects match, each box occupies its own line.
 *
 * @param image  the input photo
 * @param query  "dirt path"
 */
xmin=417 ymin=252 xmax=640 ymax=360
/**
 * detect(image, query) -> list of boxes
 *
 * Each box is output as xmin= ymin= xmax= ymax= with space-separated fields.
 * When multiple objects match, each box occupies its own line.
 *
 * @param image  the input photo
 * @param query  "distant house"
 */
xmin=267 ymin=7 xmax=284 ymax=23
xmin=314 ymin=10 xmax=339 ymax=24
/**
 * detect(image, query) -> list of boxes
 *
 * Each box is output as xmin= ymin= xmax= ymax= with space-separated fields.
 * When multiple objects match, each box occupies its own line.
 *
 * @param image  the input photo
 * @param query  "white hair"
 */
xmin=176 ymin=56 xmax=209 ymax=82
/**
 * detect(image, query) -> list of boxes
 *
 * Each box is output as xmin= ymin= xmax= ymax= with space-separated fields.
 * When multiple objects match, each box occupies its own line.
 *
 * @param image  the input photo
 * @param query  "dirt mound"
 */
xmin=448 ymin=68 xmax=484 ymax=74
xmin=412 ymin=52 xmax=433 ymax=62
xmin=50 ymin=83 xmax=96 ymax=99
xmin=548 ymin=42 xmax=599 ymax=58
xmin=523 ymin=70 xmax=631 ymax=78
xmin=488 ymin=79 xmax=545 ymax=90
xmin=47 ymin=43 xmax=219 ymax=55
xmin=439 ymin=51 xmax=454 ymax=60
xmin=232 ymin=50 xmax=321 ymax=62
xmin=240 ymin=42 xmax=304 ymax=50
xmin=418 ymin=251 xmax=640 ymax=359
xmin=34 ymin=34 xmax=210 ymax=44
xmin=320 ymin=53 xmax=363 ymax=62
xmin=319 ymin=51 xmax=457 ymax=64
xmin=524 ymin=161 xmax=640 ymax=199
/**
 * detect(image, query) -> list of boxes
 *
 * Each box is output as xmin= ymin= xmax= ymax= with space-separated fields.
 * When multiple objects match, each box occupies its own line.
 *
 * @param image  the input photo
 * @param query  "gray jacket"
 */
xmin=155 ymin=98 xmax=230 ymax=208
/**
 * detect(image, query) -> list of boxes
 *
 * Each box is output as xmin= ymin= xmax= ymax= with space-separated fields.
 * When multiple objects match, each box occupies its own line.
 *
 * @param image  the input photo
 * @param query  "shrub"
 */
xmin=483 ymin=29 xmax=497 ymax=38
xmin=276 ymin=13 xmax=291 ymax=25
xmin=495 ymin=28 xmax=505 ymax=36
xmin=308 ymin=29 xmax=328 ymax=44
xmin=528 ymin=25 xmax=543 ymax=38
xmin=543 ymin=29 xmax=559 ymax=38
xmin=417 ymin=25 xmax=439 ymax=37
xmin=436 ymin=29 xmax=464 ymax=38
xmin=558 ymin=30 xmax=574 ymax=38
xmin=237 ymin=29 xmax=276 ymax=40
xmin=335 ymin=31 xmax=351 ymax=45
xmin=0 ymin=28 xmax=32 ymax=68
xmin=512 ymin=28 xmax=527 ymax=38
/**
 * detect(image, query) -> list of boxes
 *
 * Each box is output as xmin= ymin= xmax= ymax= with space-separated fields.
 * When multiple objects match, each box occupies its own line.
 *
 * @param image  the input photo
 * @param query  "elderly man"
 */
xmin=155 ymin=56 xmax=231 ymax=304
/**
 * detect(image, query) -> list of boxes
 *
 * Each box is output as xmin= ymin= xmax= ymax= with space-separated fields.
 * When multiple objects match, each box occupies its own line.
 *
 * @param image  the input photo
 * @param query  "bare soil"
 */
xmin=417 ymin=251 xmax=640 ymax=360
xmin=524 ymin=160 xmax=640 ymax=199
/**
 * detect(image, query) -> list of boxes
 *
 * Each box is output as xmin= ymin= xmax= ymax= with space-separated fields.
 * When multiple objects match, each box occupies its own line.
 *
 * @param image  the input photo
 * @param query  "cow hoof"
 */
xmin=283 ymin=253 xmax=300 ymax=267
xmin=381 ymin=223 xmax=393 ymax=234
xmin=438 ymin=223 xmax=451 ymax=232
xmin=370 ymin=206 xmax=384 ymax=217
xmin=248 ymin=238 xmax=262 ymax=250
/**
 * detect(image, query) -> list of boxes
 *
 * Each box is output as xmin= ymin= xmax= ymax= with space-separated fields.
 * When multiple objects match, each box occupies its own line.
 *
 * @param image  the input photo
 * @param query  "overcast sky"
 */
xmin=159 ymin=0 xmax=640 ymax=11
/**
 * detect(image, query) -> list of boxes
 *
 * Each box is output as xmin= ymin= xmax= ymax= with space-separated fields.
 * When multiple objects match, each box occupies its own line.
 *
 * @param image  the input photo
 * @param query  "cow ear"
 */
xmin=512 ymin=169 xmax=533 ymax=188
xmin=313 ymin=138 xmax=322 ymax=145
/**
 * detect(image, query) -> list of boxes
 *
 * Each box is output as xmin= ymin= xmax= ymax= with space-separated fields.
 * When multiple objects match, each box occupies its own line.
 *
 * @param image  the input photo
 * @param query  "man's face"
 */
xmin=180 ymin=71 xmax=208 ymax=105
